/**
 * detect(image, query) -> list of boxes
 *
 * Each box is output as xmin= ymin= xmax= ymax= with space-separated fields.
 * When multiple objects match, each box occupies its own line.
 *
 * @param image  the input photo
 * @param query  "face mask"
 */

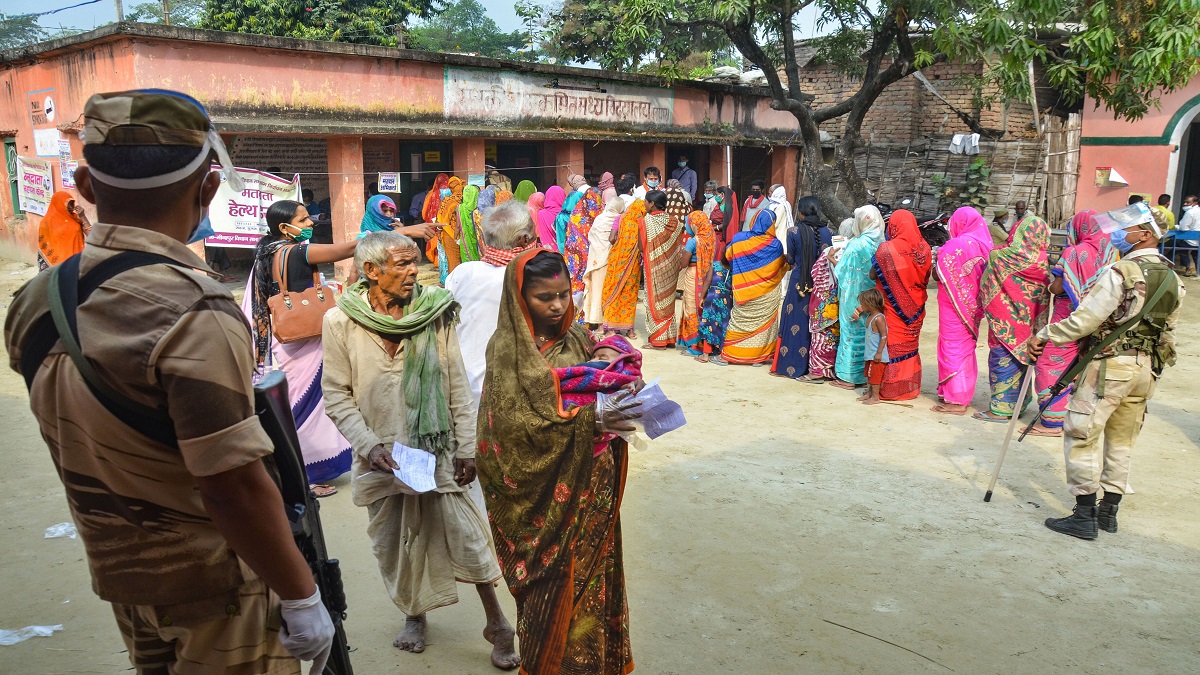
xmin=646 ymin=180 xmax=659 ymax=188
xmin=187 ymin=188 xmax=214 ymax=244
xmin=290 ymin=226 xmax=313 ymax=242
xmin=1109 ymin=228 xmax=1136 ymax=255
xmin=678 ymin=161 xmax=687 ymax=168
xmin=703 ymin=193 xmax=714 ymax=201
xmin=751 ymin=190 xmax=762 ymax=198
xmin=440 ymin=188 xmax=451 ymax=197
xmin=715 ymin=195 xmax=723 ymax=204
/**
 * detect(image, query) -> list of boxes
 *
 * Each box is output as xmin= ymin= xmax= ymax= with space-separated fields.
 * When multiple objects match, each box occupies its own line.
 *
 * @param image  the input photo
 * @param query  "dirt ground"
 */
xmin=1 ymin=253 xmax=1197 ymax=674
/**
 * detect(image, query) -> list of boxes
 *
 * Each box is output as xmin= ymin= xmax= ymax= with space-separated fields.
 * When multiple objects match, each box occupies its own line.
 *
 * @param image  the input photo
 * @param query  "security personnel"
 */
xmin=5 ymin=90 xmax=334 ymax=672
xmin=1026 ymin=213 xmax=1183 ymax=540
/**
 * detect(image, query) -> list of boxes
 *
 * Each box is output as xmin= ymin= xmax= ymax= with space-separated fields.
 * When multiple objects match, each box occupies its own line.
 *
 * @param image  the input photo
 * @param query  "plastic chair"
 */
xmin=1159 ymin=230 xmax=1200 ymax=266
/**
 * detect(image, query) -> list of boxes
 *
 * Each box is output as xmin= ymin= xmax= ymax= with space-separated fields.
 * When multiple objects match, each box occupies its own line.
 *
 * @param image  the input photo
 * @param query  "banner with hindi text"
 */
xmin=206 ymin=167 xmax=301 ymax=248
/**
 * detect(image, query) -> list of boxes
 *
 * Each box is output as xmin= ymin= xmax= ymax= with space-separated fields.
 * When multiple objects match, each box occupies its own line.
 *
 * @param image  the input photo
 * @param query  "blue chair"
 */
xmin=1159 ymin=230 xmax=1200 ymax=267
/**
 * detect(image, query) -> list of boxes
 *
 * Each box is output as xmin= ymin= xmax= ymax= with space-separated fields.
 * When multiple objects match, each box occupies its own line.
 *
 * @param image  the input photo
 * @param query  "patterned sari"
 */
xmin=934 ymin=207 xmax=994 ymax=406
xmin=601 ymin=200 xmax=645 ymax=335
xmin=833 ymin=206 xmax=885 ymax=384
xmin=678 ymin=211 xmax=716 ymax=351
xmin=979 ymin=214 xmax=1051 ymax=416
xmin=771 ymin=215 xmax=829 ymax=378
xmin=422 ymin=173 xmax=450 ymax=263
xmin=721 ymin=210 xmax=786 ymax=364
xmin=872 ymin=210 xmax=932 ymax=400
xmin=477 ymin=250 xmax=632 ymax=675
xmin=436 ymin=176 xmax=465 ymax=283
xmin=566 ymin=187 xmax=604 ymax=293
xmin=1035 ymin=210 xmax=1116 ymax=427
xmin=641 ymin=206 xmax=685 ymax=347
xmin=458 ymin=185 xmax=482 ymax=262
xmin=807 ymin=250 xmax=839 ymax=378
xmin=697 ymin=261 xmax=734 ymax=355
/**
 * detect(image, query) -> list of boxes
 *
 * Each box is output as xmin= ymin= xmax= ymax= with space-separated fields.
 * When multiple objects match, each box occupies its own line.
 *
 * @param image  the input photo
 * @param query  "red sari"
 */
xmin=872 ymin=210 xmax=932 ymax=401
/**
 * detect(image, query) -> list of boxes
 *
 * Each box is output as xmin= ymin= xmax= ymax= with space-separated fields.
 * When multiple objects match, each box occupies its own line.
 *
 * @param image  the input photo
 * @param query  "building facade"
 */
xmin=1 ymin=23 xmax=804 ymax=263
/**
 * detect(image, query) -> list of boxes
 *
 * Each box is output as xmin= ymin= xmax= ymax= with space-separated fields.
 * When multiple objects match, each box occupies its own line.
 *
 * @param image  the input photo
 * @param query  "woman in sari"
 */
xmin=538 ymin=186 xmax=566 ymax=251
xmin=771 ymin=196 xmax=831 ymax=378
xmin=693 ymin=251 xmax=734 ymax=363
xmin=804 ymin=238 xmax=842 ymax=381
xmin=359 ymin=194 xmax=399 ymax=234
xmin=677 ymin=211 xmax=716 ymax=353
xmin=1026 ymin=209 xmax=1117 ymax=435
xmin=527 ymin=191 xmax=546 ymax=227
xmin=37 ymin=191 xmax=91 ymax=269
xmin=719 ymin=209 xmax=786 ymax=365
xmin=932 ymin=207 xmax=994 ymax=414
xmin=831 ymin=205 xmax=885 ymax=389
xmin=421 ymin=173 xmax=450 ymax=263
xmin=713 ymin=186 xmax=740 ymax=258
xmin=244 ymin=200 xmax=356 ymax=496
xmin=767 ymin=184 xmax=794 ymax=254
xmin=434 ymin=176 xmax=465 ymax=283
xmin=583 ymin=196 xmax=627 ymax=328
xmin=641 ymin=190 xmax=686 ymax=349
xmin=565 ymin=175 xmax=604 ymax=293
xmin=871 ymin=209 xmax=932 ymax=401
xmin=598 ymin=172 xmax=617 ymax=207
xmin=514 ymin=180 xmax=537 ymax=204
xmin=601 ymin=199 xmax=646 ymax=337
xmin=975 ymin=214 xmax=1051 ymax=422
xmin=458 ymin=184 xmax=482 ymax=262
xmin=467 ymin=185 xmax=499 ymax=263
xmin=477 ymin=250 xmax=637 ymax=675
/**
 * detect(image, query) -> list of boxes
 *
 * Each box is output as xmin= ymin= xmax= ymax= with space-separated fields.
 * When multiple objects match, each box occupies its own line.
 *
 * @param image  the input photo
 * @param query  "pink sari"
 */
xmin=1034 ymin=210 xmax=1117 ymax=427
xmin=935 ymin=207 xmax=994 ymax=405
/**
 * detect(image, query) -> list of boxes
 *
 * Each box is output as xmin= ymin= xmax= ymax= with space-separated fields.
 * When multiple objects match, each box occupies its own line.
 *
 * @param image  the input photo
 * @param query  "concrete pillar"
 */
xmin=556 ymin=140 xmax=585 ymax=189
xmin=770 ymin=146 xmax=799 ymax=198
xmin=708 ymin=145 xmax=732 ymax=188
xmin=452 ymin=138 xmax=486 ymax=184
xmin=328 ymin=135 xmax=365 ymax=280
xmin=639 ymin=142 xmax=666 ymax=180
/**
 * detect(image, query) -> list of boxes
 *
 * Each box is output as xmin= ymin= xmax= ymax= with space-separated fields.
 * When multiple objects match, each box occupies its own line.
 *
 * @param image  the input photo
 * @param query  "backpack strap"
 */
xmin=25 ymin=252 xmax=181 ymax=447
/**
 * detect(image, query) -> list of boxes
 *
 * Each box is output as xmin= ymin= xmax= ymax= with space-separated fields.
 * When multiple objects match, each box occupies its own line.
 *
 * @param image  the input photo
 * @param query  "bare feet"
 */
xmin=856 ymin=392 xmax=869 ymax=402
xmin=694 ymin=354 xmax=710 ymax=363
xmin=930 ymin=403 xmax=969 ymax=416
xmin=641 ymin=343 xmax=668 ymax=351
xmin=862 ymin=396 xmax=881 ymax=405
xmin=394 ymin=615 xmax=426 ymax=653
xmin=828 ymin=379 xmax=858 ymax=390
xmin=309 ymin=483 xmax=337 ymax=498
xmin=483 ymin=622 xmax=520 ymax=670
xmin=1025 ymin=423 xmax=1063 ymax=437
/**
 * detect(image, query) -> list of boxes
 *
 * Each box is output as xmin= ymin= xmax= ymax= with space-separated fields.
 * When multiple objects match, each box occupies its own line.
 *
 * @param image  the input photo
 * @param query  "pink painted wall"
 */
xmin=1081 ymin=85 xmax=1200 ymax=138
xmin=1077 ymin=145 xmax=1175 ymax=213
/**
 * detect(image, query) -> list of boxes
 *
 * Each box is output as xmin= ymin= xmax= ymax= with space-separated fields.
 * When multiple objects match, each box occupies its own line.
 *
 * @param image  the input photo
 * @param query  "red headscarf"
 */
xmin=873 ymin=210 xmax=932 ymax=324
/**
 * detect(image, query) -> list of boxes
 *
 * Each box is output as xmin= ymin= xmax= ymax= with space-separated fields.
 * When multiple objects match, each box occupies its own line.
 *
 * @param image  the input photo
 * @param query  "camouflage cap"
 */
xmin=82 ymin=89 xmax=210 ymax=147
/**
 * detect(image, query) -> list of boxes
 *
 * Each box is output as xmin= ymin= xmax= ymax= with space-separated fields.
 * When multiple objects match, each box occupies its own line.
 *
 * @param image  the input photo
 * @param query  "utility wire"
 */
xmin=1 ymin=0 xmax=103 ymax=21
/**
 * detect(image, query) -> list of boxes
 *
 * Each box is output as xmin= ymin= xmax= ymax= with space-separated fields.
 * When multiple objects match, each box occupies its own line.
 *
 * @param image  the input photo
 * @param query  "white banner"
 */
xmin=378 ymin=172 xmax=400 ymax=193
xmin=205 ymin=167 xmax=301 ymax=248
xmin=17 ymin=157 xmax=53 ymax=216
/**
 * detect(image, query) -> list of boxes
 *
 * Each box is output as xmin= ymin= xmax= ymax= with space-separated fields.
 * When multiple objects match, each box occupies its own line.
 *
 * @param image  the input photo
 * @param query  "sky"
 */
xmin=0 ymin=0 xmax=526 ymax=36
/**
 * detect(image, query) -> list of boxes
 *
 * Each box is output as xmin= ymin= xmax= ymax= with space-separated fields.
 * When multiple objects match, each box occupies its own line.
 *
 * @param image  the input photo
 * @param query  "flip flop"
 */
xmin=972 ymin=411 xmax=1011 ymax=423
xmin=710 ymin=356 xmax=729 ymax=367
xmin=310 ymin=484 xmax=338 ymax=498
xmin=797 ymin=376 xmax=828 ymax=384
xmin=930 ymin=404 xmax=968 ymax=416
xmin=1024 ymin=426 xmax=1063 ymax=437
xmin=693 ymin=355 xmax=710 ymax=363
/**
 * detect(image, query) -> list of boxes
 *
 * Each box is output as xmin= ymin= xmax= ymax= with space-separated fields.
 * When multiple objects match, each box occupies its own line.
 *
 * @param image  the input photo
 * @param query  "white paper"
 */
xmin=604 ymin=378 xmax=687 ymax=441
xmin=0 ymin=624 xmax=62 ymax=645
xmin=391 ymin=442 xmax=437 ymax=493
xmin=1107 ymin=167 xmax=1129 ymax=186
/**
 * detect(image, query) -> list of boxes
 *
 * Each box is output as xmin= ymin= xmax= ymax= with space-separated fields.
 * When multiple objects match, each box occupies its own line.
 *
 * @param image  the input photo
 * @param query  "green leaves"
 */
xmin=199 ymin=0 xmax=446 ymax=46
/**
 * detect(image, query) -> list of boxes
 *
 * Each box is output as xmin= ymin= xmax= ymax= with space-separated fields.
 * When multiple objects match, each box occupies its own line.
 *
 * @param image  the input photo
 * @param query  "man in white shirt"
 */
xmin=631 ymin=166 xmax=662 ymax=201
xmin=1174 ymin=194 xmax=1199 ymax=276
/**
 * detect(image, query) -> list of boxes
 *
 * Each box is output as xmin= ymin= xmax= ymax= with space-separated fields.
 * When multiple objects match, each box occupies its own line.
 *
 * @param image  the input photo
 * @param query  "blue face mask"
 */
xmin=440 ymin=188 xmax=452 ymax=197
xmin=187 ymin=188 xmax=214 ymax=244
xmin=646 ymin=179 xmax=659 ymax=188
xmin=678 ymin=161 xmax=687 ymax=168
xmin=703 ymin=193 xmax=714 ymax=201
xmin=1109 ymin=228 xmax=1135 ymax=255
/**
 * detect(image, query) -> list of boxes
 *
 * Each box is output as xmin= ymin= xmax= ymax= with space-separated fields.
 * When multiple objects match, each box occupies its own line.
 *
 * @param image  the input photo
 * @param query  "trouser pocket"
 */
xmin=1063 ymin=396 xmax=1096 ymax=440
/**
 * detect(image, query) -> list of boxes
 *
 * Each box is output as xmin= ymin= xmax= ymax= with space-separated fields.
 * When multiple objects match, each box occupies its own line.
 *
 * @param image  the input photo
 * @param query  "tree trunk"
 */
xmin=787 ymin=105 xmax=853 ymax=223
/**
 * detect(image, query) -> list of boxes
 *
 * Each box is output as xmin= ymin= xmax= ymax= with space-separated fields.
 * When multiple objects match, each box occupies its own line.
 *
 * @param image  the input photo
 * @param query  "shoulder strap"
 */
xmin=273 ymin=245 xmax=292 ymax=294
xmin=32 ymin=252 xmax=180 ymax=447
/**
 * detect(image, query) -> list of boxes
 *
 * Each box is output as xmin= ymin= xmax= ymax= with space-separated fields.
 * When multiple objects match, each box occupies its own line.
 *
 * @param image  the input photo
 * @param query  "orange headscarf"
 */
xmin=38 ymin=192 xmax=86 ymax=267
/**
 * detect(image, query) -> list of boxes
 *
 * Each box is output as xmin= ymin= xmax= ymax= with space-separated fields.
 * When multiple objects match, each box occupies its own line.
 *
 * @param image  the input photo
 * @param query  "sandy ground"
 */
xmin=1 ymin=254 xmax=1198 ymax=674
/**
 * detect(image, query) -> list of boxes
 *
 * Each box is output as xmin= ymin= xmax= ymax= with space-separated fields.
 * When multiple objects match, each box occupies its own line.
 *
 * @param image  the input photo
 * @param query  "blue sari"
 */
xmin=557 ymin=190 xmax=583 ymax=253
xmin=833 ymin=206 xmax=885 ymax=384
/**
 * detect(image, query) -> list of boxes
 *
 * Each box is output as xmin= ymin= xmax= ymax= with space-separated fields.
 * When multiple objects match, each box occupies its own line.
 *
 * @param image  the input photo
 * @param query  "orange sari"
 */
xmin=37 ymin=192 xmax=86 ymax=268
xmin=601 ymin=200 xmax=645 ymax=334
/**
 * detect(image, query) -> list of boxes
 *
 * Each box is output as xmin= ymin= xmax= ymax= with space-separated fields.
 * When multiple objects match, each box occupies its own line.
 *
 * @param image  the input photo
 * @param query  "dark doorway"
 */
xmin=492 ymin=142 xmax=543 ymax=191
xmin=398 ymin=140 xmax=453 ymax=220
xmin=1179 ymin=121 xmax=1200 ymax=216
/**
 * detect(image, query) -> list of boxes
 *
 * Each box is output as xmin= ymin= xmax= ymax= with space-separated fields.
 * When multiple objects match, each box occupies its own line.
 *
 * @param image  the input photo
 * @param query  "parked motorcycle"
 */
xmin=882 ymin=196 xmax=950 ymax=248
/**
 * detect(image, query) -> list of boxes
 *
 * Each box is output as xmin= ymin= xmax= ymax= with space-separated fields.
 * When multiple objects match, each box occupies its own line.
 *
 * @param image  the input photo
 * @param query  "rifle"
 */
xmin=254 ymin=371 xmax=354 ymax=675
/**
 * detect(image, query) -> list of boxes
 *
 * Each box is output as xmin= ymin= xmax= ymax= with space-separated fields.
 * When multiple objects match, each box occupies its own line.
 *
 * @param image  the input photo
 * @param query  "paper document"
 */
xmin=391 ymin=442 xmax=437 ymax=493
xmin=630 ymin=380 xmax=687 ymax=439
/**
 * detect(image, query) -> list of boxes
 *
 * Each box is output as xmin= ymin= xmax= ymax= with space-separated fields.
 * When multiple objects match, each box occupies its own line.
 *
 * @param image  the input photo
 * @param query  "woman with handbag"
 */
xmin=242 ymin=200 xmax=359 ymax=497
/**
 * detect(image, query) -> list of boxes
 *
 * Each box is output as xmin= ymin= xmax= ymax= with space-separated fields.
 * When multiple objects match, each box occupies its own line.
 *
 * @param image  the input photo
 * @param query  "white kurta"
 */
xmin=321 ymin=307 xmax=500 ymax=616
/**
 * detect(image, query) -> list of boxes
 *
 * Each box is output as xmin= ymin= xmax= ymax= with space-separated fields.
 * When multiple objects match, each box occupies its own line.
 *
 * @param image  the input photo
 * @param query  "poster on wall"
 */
xmin=1094 ymin=166 xmax=1129 ymax=187
xmin=60 ymin=161 xmax=77 ymax=190
xmin=17 ymin=157 xmax=52 ymax=215
xmin=206 ymin=167 xmax=301 ymax=248
xmin=28 ymin=89 xmax=61 ymax=158
xmin=377 ymin=172 xmax=400 ymax=193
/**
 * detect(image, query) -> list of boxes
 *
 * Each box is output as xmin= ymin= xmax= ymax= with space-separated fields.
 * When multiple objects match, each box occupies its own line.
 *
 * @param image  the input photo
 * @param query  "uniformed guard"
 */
xmin=4 ymin=90 xmax=334 ymax=673
xmin=1026 ymin=205 xmax=1183 ymax=540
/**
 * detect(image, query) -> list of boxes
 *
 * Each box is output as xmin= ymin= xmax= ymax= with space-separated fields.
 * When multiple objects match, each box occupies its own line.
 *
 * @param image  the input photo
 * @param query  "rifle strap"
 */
xmin=29 ymin=252 xmax=181 ymax=447
xmin=1054 ymin=268 xmax=1175 ymax=392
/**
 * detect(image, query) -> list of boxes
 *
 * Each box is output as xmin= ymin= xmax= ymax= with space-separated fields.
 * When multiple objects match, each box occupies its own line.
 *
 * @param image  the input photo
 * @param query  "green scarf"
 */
xmin=337 ymin=280 xmax=459 ymax=455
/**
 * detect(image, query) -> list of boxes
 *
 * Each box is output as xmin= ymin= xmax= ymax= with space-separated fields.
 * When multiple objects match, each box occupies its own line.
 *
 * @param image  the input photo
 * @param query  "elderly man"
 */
xmin=321 ymin=231 xmax=519 ymax=669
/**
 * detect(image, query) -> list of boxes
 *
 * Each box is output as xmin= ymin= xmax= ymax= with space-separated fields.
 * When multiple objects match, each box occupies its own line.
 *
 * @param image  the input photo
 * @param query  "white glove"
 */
xmin=279 ymin=588 xmax=335 ymax=675
xmin=595 ymin=388 xmax=640 ymax=435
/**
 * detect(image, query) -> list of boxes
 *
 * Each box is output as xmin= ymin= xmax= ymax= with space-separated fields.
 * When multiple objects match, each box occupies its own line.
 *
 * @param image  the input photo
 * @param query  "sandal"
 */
xmin=972 ymin=411 xmax=1011 ymax=423
xmin=710 ymin=356 xmax=729 ymax=367
xmin=310 ymin=484 xmax=338 ymax=498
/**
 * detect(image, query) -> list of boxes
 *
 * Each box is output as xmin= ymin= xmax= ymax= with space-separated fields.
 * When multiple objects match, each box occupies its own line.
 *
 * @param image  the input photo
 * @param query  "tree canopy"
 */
xmin=128 ymin=0 xmax=206 ymax=27
xmin=0 ymin=14 xmax=48 ymax=50
xmin=200 ymin=0 xmax=445 ymax=46
xmin=543 ymin=0 xmax=1200 ymax=219
xmin=406 ymin=0 xmax=525 ymax=57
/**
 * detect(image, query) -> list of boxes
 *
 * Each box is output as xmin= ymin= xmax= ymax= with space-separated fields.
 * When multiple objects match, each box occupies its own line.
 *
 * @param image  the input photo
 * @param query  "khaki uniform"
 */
xmin=1038 ymin=249 xmax=1183 ymax=497
xmin=4 ymin=224 xmax=298 ymax=674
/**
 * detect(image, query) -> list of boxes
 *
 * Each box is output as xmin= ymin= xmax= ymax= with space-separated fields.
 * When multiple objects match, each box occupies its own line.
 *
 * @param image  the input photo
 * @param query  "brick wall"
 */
xmin=791 ymin=59 xmax=1038 ymax=144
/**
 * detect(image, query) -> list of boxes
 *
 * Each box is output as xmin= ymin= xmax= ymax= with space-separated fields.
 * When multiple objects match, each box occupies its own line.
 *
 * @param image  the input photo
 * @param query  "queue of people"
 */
xmin=8 ymin=85 xmax=1187 ymax=675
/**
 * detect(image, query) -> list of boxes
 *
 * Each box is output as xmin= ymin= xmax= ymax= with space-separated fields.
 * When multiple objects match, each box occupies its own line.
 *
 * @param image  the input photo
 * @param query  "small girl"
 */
xmin=853 ymin=288 xmax=888 ymax=405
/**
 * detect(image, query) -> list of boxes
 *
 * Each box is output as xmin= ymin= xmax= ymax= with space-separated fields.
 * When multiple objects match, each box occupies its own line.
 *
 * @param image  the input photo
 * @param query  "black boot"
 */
xmin=1097 ymin=501 xmax=1119 ymax=533
xmin=1044 ymin=504 xmax=1098 ymax=540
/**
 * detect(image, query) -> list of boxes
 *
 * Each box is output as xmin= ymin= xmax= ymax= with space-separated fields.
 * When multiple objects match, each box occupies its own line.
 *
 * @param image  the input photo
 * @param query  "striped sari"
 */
xmin=601 ymin=200 xmax=645 ymax=335
xmin=721 ymin=209 xmax=786 ymax=364
xmin=678 ymin=211 xmax=716 ymax=351
xmin=641 ymin=207 xmax=685 ymax=347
